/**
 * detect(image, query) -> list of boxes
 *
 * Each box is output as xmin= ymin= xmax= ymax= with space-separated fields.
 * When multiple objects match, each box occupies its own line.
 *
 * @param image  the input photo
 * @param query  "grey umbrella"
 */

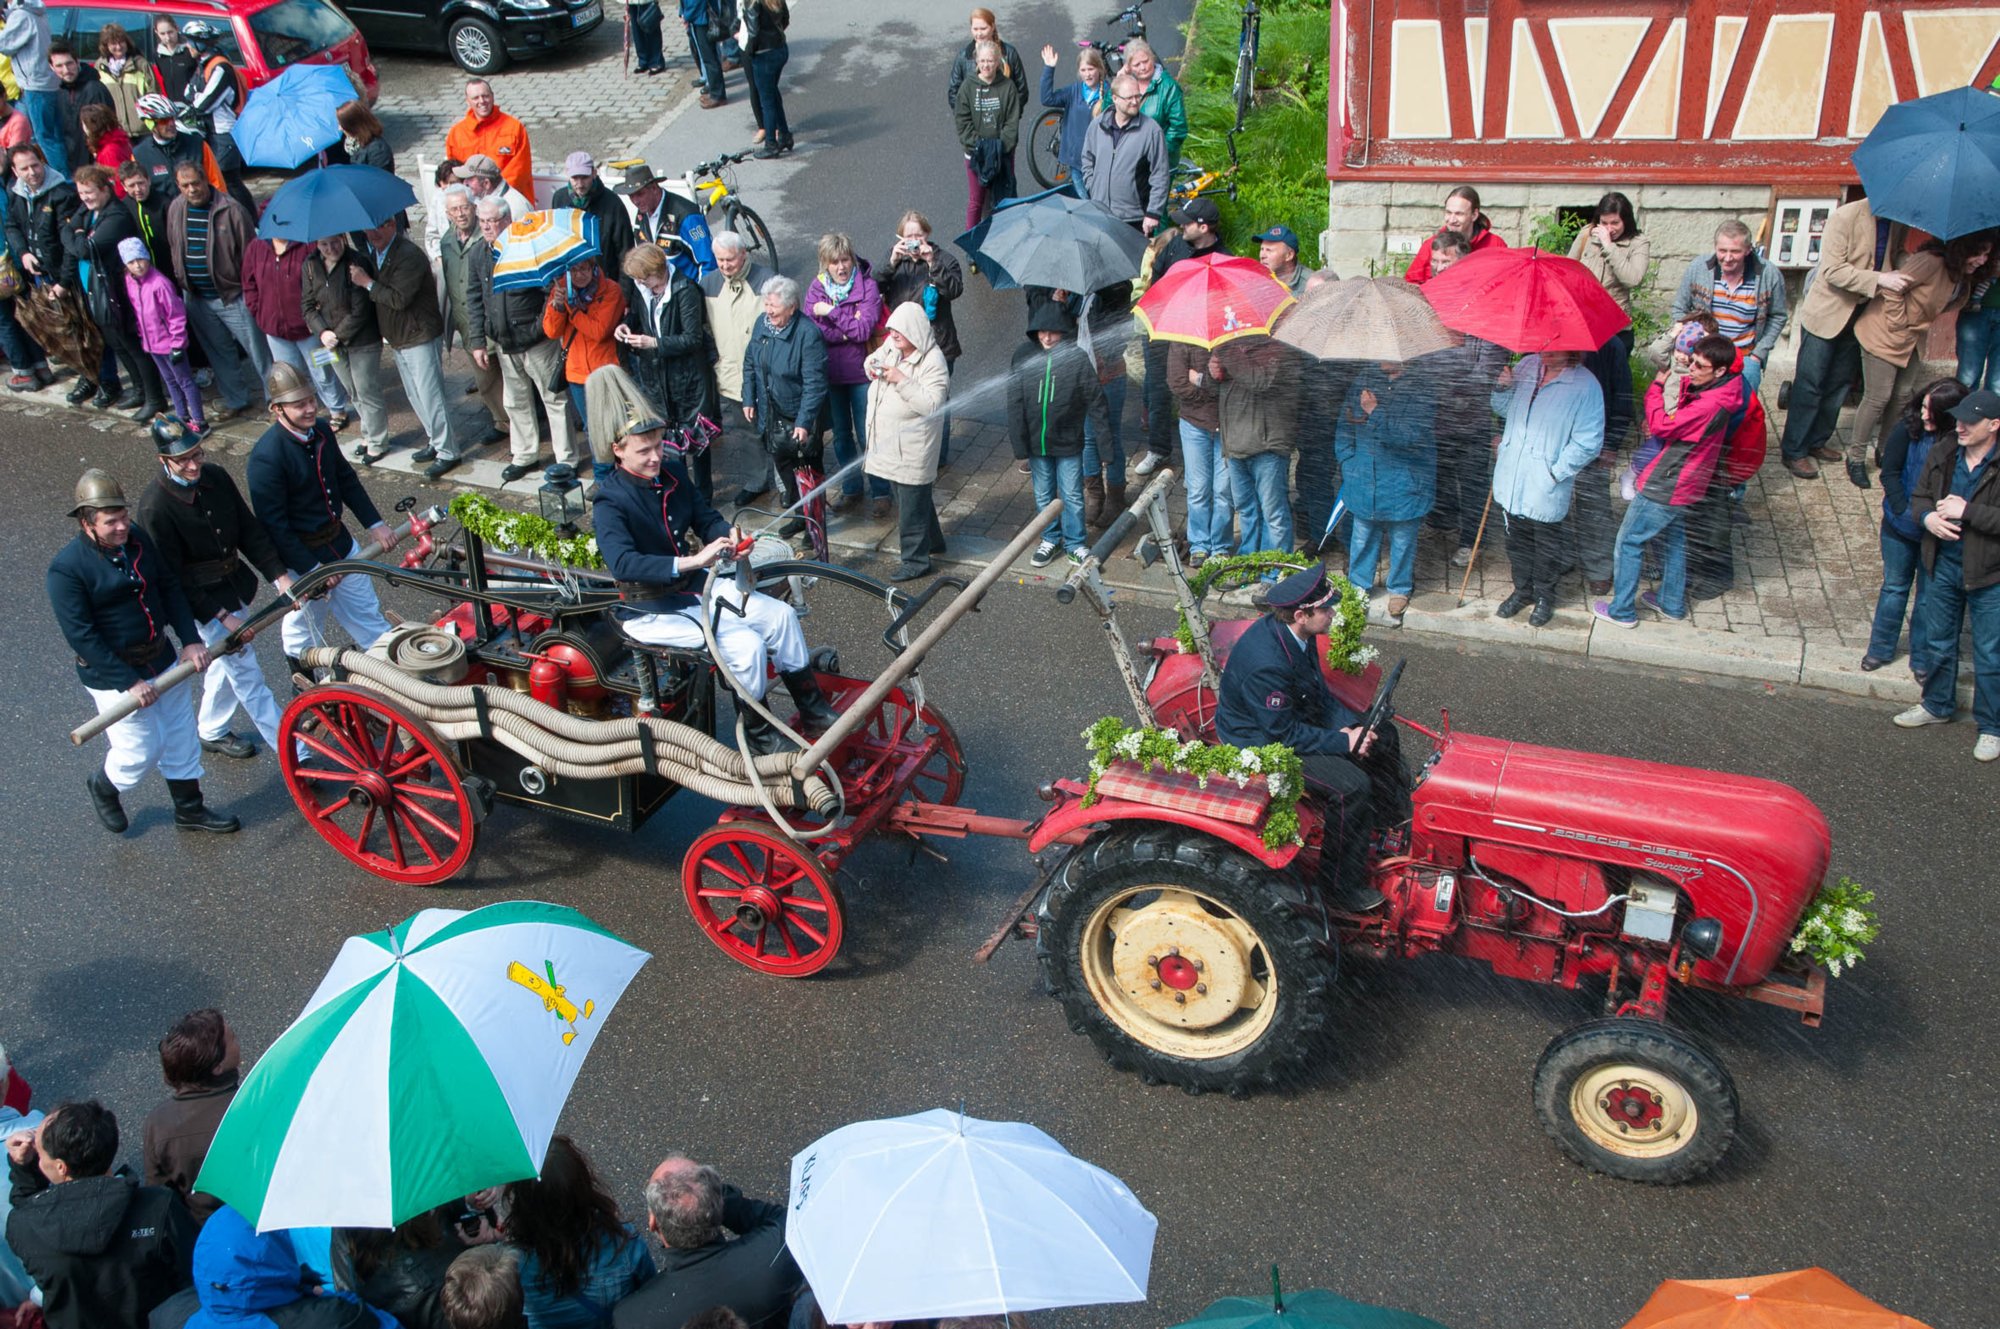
xmin=1274 ymin=275 xmax=1462 ymax=362
xmin=955 ymin=190 xmax=1151 ymax=293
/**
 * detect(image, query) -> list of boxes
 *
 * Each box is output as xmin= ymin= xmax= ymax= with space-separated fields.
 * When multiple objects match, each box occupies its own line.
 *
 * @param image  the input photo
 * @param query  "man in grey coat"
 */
xmin=1079 ymin=73 xmax=1168 ymax=235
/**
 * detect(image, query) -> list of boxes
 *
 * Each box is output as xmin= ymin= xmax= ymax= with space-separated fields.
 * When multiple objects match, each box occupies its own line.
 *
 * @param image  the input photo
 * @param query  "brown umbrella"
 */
xmin=1273 ymin=275 xmax=1462 ymax=362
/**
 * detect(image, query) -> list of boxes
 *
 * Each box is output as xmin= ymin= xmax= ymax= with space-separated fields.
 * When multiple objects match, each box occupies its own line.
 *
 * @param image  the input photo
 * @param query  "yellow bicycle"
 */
xmin=606 ymin=150 xmax=781 ymax=273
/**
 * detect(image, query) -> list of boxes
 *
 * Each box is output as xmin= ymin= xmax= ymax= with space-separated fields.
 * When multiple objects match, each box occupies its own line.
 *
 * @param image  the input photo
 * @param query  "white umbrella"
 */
xmin=786 ymin=1108 xmax=1157 ymax=1323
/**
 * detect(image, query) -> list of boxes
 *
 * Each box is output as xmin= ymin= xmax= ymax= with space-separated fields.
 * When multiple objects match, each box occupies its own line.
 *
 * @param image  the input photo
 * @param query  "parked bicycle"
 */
xmin=1026 ymin=0 xmax=1152 ymax=191
xmin=1167 ymin=133 xmax=1239 ymax=207
xmin=1232 ymin=0 xmax=1261 ymax=131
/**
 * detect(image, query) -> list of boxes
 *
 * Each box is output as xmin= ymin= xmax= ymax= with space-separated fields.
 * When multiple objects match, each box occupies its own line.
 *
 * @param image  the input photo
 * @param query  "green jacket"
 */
xmin=1139 ymin=68 xmax=1189 ymax=168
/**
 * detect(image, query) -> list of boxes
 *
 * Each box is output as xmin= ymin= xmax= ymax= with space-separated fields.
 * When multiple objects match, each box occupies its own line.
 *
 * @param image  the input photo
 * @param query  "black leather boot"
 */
xmin=738 ymin=707 xmax=792 ymax=756
xmin=781 ymin=669 xmax=841 ymax=731
xmin=168 ymin=778 xmax=241 ymax=833
xmin=87 ymin=771 xmax=128 ymax=833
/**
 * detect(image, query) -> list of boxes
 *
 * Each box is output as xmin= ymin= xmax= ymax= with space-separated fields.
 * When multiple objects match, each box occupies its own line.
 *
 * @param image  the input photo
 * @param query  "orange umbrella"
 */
xmin=1622 ymin=1268 xmax=1934 ymax=1329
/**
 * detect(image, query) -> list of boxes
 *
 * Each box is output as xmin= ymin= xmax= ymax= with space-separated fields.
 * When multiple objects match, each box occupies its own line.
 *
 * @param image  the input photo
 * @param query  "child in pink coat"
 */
xmin=121 ymin=236 xmax=204 ymax=433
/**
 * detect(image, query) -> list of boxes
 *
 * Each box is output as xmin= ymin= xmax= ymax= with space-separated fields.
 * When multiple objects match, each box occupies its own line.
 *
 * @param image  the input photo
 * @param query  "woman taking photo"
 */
xmin=1037 ymin=44 xmax=1109 ymax=184
xmin=745 ymin=0 xmax=794 ymax=159
xmin=879 ymin=210 xmax=964 ymax=460
xmin=864 ymin=301 xmax=951 ymax=580
xmin=1864 ymin=377 xmax=1967 ymax=673
xmin=1848 ymin=229 xmax=1996 ymax=488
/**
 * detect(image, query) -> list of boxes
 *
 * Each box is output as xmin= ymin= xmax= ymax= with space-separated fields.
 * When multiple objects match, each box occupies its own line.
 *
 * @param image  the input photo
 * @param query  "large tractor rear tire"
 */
xmin=1533 ymin=1017 xmax=1739 ymax=1184
xmin=1037 ymin=825 xmax=1336 ymax=1095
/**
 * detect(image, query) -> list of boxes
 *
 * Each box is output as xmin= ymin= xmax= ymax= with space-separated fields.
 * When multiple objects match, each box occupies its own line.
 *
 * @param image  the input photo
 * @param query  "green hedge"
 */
xmin=1178 ymin=0 xmax=1331 ymax=255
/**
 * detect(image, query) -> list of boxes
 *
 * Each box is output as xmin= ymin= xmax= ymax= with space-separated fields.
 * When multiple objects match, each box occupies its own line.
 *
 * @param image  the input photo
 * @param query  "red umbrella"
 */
xmin=1419 ymin=245 xmax=1630 ymax=353
xmin=1135 ymin=253 xmax=1296 ymax=349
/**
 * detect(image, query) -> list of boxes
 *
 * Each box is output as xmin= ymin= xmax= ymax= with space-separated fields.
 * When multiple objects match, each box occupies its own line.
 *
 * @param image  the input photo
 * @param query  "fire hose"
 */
xmin=301 ymin=647 xmax=838 ymax=813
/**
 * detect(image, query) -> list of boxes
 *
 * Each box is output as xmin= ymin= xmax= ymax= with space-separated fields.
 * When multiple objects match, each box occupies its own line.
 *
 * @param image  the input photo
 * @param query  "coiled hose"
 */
xmin=300 ymin=648 xmax=838 ymax=813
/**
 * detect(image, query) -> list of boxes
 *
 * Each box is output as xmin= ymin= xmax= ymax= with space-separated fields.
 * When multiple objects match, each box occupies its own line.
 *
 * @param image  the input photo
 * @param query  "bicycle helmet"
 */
xmin=135 ymin=94 xmax=176 ymax=122
xmin=179 ymin=19 xmax=223 ymax=46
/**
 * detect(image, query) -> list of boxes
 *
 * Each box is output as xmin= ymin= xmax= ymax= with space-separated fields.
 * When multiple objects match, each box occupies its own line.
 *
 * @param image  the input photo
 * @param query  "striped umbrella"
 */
xmin=195 ymin=901 xmax=649 ymax=1232
xmin=1134 ymin=253 xmax=1296 ymax=349
xmin=491 ymin=210 xmax=601 ymax=292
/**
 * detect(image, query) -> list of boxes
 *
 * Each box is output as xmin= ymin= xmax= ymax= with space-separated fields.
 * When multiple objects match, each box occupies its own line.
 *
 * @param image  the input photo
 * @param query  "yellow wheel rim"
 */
xmin=1570 ymin=1062 xmax=1700 ymax=1159
xmin=1077 ymin=886 xmax=1278 ymax=1061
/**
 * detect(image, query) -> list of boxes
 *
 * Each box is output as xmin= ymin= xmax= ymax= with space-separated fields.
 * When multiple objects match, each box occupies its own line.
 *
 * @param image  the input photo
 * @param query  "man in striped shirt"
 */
xmin=1669 ymin=219 xmax=1789 ymax=399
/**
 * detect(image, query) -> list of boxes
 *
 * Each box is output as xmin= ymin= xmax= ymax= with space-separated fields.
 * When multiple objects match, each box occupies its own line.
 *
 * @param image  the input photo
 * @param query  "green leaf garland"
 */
xmin=1079 ymin=715 xmax=1306 ymax=849
xmin=1174 ymin=554 xmax=1379 ymax=676
xmin=449 ymin=493 xmax=604 ymax=570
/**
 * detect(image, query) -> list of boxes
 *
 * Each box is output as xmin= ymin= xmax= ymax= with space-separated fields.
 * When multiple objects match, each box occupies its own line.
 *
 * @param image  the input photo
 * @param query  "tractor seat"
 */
xmin=1093 ymin=760 xmax=1272 ymax=827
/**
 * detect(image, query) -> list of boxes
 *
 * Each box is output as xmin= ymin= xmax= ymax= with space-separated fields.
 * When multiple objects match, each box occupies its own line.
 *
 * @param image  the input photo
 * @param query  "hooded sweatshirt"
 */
xmin=0 ymin=0 xmax=54 ymax=94
xmin=863 ymin=301 xmax=951 ymax=485
xmin=150 ymin=1205 xmax=395 ymax=1329
xmin=1007 ymin=301 xmax=1109 ymax=461
xmin=4 ymin=162 xmax=76 ymax=273
xmin=4 ymin=1163 xmax=195 ymax=1329
xmin=56 ymin=62 xmax=114 ymax=169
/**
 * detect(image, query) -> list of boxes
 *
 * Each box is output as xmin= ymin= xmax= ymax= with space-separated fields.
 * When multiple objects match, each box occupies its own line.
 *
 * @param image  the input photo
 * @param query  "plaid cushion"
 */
xmin=1095 ymin=760 xmax=1271 ymax=826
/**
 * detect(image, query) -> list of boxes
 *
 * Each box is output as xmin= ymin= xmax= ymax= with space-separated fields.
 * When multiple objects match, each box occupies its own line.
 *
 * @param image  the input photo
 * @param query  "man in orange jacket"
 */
xmin=443 ymin=78 xmax=535 ymax=200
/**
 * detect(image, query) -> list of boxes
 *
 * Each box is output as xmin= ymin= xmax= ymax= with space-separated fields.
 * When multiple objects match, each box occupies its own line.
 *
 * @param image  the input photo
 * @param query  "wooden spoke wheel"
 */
xmin=682 ymin=824 xmax=845 ymax=977
xmin=279 ymin=685 xmax=476 ymax=886
xmin=906 ymin=707 xmax=966 ymax=807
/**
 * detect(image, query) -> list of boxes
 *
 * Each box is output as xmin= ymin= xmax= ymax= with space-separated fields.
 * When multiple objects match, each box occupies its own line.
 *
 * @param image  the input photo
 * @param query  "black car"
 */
xmin=336 ymin=0 xmax=605 ymax=74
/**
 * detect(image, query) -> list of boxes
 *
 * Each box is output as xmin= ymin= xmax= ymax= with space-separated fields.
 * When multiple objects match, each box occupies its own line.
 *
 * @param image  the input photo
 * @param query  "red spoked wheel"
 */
xmin=279 ymin=685 xmax=476 ymax=886
xmin=681 ymin=824 xmax=845 ymax=977
xmin=906 ymin=707 xmax=966 ymax=807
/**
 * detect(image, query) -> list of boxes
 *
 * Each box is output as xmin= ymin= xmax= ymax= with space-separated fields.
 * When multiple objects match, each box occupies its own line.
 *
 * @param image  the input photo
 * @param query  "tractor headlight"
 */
xmin=1681 ymin=917 xmax=1723 ymax=960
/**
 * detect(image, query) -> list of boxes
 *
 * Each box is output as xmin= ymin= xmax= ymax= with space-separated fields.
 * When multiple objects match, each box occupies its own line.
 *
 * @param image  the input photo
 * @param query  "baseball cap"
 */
xmin=1171 ymin=197 xmax=1221 ymax=227
xmin=563 ymin=151 xmax=596 ymax=178
xmin=453 ymin=154 xmax=502 ymax=181
xmin=1950 ymin=389 xmax=2000 ymax=424
xmin=1252 ymin=224 xmax=1300 ymax=252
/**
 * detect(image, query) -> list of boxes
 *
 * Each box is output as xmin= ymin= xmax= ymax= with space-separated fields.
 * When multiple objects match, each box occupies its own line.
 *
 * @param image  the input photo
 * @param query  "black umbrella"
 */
xmin=956 ymin=188 xmax=1150 ymax=293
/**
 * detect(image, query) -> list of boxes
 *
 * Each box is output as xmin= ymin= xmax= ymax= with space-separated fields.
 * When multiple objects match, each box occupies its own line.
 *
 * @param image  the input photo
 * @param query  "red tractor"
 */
xmin=993 ymin=475 xmax=1830 ymax=1186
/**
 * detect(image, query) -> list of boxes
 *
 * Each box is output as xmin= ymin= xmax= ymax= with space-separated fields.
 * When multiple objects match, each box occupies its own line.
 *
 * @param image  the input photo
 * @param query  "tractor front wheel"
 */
xmin=1037 ymin=825 xmax=1335 ymax=1095
xmin=1533 ymin=1017 xmax=1739 ymax=1184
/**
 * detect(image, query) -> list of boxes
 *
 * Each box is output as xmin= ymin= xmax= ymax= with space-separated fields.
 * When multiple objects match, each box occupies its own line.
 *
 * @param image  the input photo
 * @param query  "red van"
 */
xmin=47 ymin=0 xmax=380 ymax=105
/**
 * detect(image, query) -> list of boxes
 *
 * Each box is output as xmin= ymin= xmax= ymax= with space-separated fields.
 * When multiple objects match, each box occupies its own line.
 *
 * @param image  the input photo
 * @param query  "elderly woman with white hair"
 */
xmin=742 ymin=274 xmax=829 ymax=535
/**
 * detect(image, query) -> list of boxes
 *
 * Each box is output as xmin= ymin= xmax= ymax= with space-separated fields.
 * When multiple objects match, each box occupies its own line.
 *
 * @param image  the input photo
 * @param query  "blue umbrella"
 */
xmin=231 ymin=63 xmax=358 ymax=169
xmin=258 ymin=165 xmax=417 ymax=241
xmin=1852 ymin=85 xmax=2000 ymax=240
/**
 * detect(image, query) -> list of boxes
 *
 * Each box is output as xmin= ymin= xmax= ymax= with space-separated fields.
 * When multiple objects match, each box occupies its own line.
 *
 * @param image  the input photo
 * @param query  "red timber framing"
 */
xmin=1328 ymin=0 xmax=2000 ymax=188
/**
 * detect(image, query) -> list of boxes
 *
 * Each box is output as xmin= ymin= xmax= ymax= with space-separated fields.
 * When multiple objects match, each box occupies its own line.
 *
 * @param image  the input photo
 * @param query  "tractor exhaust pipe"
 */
xmin=787 ymin=499 xmax=1063 ymax=783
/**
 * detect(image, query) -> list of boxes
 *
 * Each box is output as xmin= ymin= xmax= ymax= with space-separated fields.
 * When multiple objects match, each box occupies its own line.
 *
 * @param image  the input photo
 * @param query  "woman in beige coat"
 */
xmin=1567 ymin=190 xmax=1651 ymax=315
xmin=1848 ymin=230 xmax=1995 ymax=487
xmin=864 ymin=301 xmax=952 ymax=579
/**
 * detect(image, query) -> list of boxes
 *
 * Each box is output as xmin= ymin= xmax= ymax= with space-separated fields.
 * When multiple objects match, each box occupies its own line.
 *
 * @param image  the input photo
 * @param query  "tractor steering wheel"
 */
xmin=1360 ymin=657 xmax=1406 ymax=739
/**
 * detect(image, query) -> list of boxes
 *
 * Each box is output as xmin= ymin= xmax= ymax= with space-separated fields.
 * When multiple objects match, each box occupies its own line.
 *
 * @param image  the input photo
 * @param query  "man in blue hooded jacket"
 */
xmin=150 ymin=1205 xmax=396 ymax=1329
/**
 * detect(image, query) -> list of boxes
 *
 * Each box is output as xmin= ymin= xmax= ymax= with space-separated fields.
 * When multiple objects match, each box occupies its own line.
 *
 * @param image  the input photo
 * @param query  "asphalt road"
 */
xmin=7 ymin=0 xmax=1994 ymax=1323
xmin=5 ymin=408 xmax=1992 ymax=1328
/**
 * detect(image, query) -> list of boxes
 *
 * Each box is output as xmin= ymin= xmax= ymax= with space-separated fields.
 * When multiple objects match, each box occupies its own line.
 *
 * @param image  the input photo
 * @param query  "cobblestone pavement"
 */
xmin=369 ymin=1 xmax=699 ymax=183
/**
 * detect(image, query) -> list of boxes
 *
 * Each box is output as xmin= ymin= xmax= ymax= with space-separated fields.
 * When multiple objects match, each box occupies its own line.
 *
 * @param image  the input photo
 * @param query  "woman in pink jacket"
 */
xmin=121 ymin=235 xmax=203 ymax=432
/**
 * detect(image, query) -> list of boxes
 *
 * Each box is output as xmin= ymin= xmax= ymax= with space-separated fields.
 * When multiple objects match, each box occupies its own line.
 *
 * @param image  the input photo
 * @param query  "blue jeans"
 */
xmin=22 ymin=91 xmax=66 ymax=174
xmin=1957 ymin=305 xmax=2000 ymax=392
xmin=0 ymin=296 xmax=43 ymax=370
xmin=1229 ymin=451 xmax=1293 ymax=559
xmin=1866 ymin=522 xmax=1929 ymax=665
xmin=1915 ymin=564 xmax=2000 ymax=736
xmin=826 ymin=381 xmax=887 ymax=499
xmin=683 ymin=15 xmax=722 ymax=90
xmin=1083 ymin=375 xmax=1127 ymax=488
xmin=749 ymin=45 xmax=791 ymax=144
xmin=1346 ymin=516 xmax=1418 ymax=597
xmin=1178 ymin=420 xmax=1232 ymax=555
xmin=1608 ymin=494 xmax=1687 ymax=621
xmin=1031 ymin=454 xmax=1086 ymax=549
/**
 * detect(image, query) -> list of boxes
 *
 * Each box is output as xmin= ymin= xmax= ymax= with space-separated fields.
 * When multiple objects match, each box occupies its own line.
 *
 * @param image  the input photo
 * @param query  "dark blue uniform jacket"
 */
xmin=592 ymin=459 xmax=730 ymax=612
xmin=1215 ymin=614 xmax=1363 ymax=756
xmin=47 ymin=526 xmax=202 ymax=690
xmin=246 ymin=420 xmax=385 ymax=574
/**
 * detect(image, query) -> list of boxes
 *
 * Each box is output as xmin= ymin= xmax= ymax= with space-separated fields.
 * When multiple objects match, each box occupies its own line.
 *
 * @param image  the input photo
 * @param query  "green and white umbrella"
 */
xmin=197 ymin=901 xmax=649 ymax=1232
